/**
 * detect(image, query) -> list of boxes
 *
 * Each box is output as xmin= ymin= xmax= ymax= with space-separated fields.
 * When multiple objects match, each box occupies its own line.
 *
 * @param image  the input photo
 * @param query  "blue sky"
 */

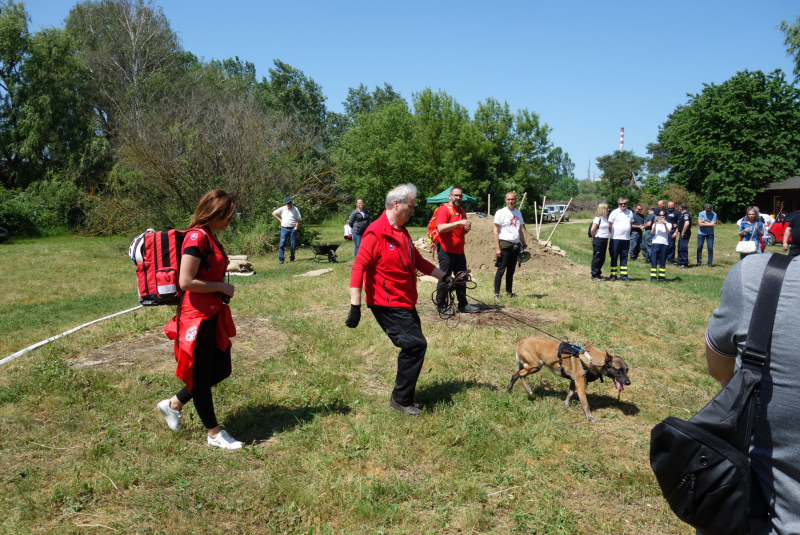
xmin=27 ymin=0 xmax=799 ymax=179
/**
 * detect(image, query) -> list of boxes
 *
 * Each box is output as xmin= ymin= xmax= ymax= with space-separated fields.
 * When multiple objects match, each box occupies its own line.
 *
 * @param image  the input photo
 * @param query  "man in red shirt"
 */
xmin=346 ymin=183 xmax=452 ymax=417
xmin=435 ymin=187 xmax=478 ymax=314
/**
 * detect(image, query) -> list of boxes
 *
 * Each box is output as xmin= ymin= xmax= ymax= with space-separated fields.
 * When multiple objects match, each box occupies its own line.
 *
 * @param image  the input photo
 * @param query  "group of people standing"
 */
xmin=591 ymin=198 xmax=718 ymax=282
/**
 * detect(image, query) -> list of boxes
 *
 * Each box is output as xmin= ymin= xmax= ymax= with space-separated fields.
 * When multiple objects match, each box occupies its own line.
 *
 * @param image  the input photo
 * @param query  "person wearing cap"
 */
xmin=272 ymin=197 xmax=301 ymax=264
xmin=641 ymin=206 xmax=656 ymax=263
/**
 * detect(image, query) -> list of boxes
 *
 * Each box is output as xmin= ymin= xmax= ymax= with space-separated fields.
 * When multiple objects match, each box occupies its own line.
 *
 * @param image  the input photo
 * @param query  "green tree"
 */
xmin=0 ymin=2 xmax=106 ymax=190
xmin=333 ymin=99 xmax=418 ymax=216
xmin=656 ymin=69 xmax=800 ymax=219
xmin=595 ymin=150 xmax=647 ymax=198
xmin=327 ymin=82 xmax=405 ymax=144
xmin=779 ymin=15 xmax=800 ymax=81
xmin=257 ymin=59 xmax=327 ymax=129
xmin=65 ymin=0 xmax=183 ymax=136
xmin=0 ymin=0 xmax=30 ymax=187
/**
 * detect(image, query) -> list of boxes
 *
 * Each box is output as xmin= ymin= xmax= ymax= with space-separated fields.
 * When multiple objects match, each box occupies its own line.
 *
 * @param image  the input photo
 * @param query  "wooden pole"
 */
xmin=544 ymin=198 xmax=573 ymax=247
xmin=539 ymin=196 xmax=546 ymax=241
xmin=488 ymin=194 xmax=491 ymax=216
xmin=518 ymin=192 xmax=527 ymax=211
xmin=533 ymin=201 xmax=539 ymax=240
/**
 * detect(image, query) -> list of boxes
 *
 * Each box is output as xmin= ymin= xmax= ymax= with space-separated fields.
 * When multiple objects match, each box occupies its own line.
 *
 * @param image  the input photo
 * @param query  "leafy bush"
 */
xmin=641 ymin=184 xmax=703 ymax=217
xmin=0 ymin=179 xmax=84 ymax=236
xmin=221 ymin=215 xmax=319 ymax=256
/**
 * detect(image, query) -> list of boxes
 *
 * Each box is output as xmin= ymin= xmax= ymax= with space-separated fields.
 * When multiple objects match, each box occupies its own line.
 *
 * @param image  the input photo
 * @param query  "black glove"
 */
xmin=345 ymin=304 xmax=361 ymax=328
xmin=442 ymin=274 xmax=454 ymax=289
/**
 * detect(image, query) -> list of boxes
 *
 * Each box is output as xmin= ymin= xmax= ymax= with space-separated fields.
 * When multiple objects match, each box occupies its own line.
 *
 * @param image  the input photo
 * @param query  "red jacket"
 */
xmin=350 ymin=211 xmax=437 ymax=308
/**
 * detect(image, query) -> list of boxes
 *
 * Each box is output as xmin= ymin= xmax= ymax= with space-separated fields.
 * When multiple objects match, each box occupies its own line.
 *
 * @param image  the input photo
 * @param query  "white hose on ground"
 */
xmin=1 ymin=305 xmax=144 ymax=366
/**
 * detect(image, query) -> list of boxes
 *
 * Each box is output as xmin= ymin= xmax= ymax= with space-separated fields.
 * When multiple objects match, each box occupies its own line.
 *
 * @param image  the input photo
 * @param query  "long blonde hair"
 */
xmin=594 ymin=203 xmax=609 ymax=219
xmin=189 ymin=190 xmax=236 ymax=229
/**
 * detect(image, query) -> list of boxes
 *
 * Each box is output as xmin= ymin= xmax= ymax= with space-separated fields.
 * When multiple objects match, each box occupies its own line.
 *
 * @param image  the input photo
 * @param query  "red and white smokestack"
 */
xmin=619 ymin=127 xmax=624 ymax=151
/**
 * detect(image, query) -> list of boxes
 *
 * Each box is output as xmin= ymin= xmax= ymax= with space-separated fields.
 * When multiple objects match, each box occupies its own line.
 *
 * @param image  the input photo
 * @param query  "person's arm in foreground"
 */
xmin=783 ymin=224 xmax=793 ymax=252
xmin=705 ymin=341 xmax=735 ymax=387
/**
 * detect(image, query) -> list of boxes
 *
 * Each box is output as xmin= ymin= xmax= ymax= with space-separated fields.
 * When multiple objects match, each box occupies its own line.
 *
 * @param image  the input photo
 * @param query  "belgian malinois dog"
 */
xmin=507 ymin=337 xmax=631 ymax=423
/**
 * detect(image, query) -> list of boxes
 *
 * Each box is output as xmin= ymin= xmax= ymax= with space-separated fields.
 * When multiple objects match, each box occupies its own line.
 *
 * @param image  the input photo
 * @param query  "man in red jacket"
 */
xmin=346 ymin=183 xmax=452 ymax=416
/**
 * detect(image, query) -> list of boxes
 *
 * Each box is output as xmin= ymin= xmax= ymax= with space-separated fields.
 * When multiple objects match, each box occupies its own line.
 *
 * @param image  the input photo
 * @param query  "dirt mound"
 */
xmin=69 ymin=316 xmax=286 ymax=372
xmin=415 ymin=213 xmax=583 ymax=276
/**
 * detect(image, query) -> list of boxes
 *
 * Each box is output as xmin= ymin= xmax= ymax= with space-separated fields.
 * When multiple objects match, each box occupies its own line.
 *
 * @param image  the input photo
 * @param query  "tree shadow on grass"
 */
xmin=519 ymin=384 xmax=640 ymax=417
xmin=225 ymin=401 xmax=351 ymax=444
xmin=415 ymin=379 xmax=500 ymax=409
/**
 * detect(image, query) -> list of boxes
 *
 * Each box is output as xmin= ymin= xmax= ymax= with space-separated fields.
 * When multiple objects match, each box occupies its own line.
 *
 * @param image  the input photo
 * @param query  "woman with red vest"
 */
xmin=345 ymin=183 xmax=452 ymax=416
xmin=158 ymin=190 xmax=241 ymax=450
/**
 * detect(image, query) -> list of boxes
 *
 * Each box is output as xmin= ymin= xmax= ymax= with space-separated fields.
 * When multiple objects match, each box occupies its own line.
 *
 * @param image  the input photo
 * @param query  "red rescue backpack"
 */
xmin=128 ymin=227 xmax=210 ymax=306
xmin=427 ymin=203 xmax=456 ymax=258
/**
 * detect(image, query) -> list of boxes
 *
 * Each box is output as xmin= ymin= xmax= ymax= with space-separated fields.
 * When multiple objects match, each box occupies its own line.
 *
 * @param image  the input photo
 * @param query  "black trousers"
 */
xmin=494 ymin=245 xmax=520 ymax=294
xmin=436 ymin=247 xmax=467 ymax=310
xmin=175 ymin=314 xmax=232 ymax=430
xmin=666 ymin=234 xmax=676 ymax=263
xmin=369 ymin=305 xmax=427 ymax=406
xmin=591 ymin=237 xmax=608 ymax=277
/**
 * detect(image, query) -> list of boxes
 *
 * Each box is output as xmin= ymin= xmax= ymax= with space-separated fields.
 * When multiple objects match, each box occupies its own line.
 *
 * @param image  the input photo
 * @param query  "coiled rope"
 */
xmin=431 ymin=271 xmax=584 ymax=352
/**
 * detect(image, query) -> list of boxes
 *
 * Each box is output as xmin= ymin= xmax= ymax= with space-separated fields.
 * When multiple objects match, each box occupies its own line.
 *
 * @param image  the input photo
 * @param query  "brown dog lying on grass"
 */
xmin=507 ymin=337 xmax=631 ymax=423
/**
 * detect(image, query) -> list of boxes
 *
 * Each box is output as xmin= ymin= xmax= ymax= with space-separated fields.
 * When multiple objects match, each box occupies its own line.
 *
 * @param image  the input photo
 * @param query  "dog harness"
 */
xmin=557 ymin=342 xmax=603 ymax=383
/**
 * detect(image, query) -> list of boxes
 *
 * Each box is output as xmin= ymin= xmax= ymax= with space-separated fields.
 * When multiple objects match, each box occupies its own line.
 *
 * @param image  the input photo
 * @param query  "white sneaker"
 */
xmin=157 ymin=399 xmax=182 ymax=431
xmin=207 ymin=429 xmax=243 ymax=450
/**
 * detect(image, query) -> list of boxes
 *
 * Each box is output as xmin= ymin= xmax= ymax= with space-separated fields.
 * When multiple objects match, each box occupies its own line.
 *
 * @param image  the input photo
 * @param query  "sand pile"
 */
xmin=414 ymin=213 xmax=582 ymax=276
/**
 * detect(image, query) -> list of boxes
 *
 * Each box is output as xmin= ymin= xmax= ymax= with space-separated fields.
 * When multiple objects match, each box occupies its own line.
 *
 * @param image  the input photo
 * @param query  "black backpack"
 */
xmin=650 ymin=253 xmax=791 ymax=535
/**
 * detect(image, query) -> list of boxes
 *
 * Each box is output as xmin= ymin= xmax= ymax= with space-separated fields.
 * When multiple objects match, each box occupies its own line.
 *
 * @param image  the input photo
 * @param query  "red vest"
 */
xmin=164 ymin=227 xmax=235 ymax=391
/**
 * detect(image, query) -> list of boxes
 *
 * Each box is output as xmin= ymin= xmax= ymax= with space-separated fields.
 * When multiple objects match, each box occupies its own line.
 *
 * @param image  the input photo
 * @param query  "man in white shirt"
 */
xmin=607 ymin=197 xmax=634 ymax=281
xmin=493 ymin=191 xmax=528 ymax=299
xmin=272 ymin=197 xmax=301 ymax=264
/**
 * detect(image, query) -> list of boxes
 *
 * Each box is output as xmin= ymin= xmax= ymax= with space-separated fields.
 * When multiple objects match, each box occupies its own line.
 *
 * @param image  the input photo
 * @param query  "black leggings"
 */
xmin=175 ymin=314 xmax=232 ymax=429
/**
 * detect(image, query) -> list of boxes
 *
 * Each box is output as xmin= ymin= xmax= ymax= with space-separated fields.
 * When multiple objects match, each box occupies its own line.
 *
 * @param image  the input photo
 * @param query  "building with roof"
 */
xmin=755 ymin=176 xmax=800 ymax=215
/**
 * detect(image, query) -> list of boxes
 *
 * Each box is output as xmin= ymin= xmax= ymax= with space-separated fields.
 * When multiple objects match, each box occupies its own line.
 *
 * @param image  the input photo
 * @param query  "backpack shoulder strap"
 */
xmin=187 ymin=226 xmax=213 ymax=272
xmin=741 ymin=253 xmax=792 ymax=371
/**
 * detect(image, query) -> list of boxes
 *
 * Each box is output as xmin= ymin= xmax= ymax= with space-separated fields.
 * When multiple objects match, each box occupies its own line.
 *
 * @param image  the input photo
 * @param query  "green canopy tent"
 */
xmin=426 ymin=187 xmax=478 ymax=222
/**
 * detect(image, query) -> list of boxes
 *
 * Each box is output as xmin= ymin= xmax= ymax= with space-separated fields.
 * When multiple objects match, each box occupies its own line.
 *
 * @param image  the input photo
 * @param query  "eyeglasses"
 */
xmin=451 ymin=194 xmax=463 ymax=198
xmin=619 ymin=202 xmax=627 ymax=205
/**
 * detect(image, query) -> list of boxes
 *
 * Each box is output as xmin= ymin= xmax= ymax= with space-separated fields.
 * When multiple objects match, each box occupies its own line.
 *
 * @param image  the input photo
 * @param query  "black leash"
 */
xmin=432 ymin=271 xmax=586 ymax=356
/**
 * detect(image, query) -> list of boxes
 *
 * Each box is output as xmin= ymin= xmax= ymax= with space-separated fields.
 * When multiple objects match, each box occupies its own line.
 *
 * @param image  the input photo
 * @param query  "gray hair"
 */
xmin=385 ymin=183 xmax=418 ymax=209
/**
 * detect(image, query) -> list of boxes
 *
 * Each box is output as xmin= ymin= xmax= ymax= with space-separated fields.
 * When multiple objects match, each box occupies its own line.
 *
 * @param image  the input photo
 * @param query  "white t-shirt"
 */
xmin=608 ymin=208 xmax=634 ymax=240
xmin=273 ymin=205 xmax=301 ymax=227
xmin=494 ymin=207 xmax=524 ymax=243
xmin=344 ymin=223 xmax=352 ymax=237
xmin=652 ymin=221 xmax=672 ymax=245
xmin=592 ymin=216 xmax=609 ymax=239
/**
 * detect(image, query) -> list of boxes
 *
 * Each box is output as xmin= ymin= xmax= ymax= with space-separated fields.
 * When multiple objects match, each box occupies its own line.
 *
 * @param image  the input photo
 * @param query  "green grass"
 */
xmin=0 ymin=222 xmax=767 ymax=533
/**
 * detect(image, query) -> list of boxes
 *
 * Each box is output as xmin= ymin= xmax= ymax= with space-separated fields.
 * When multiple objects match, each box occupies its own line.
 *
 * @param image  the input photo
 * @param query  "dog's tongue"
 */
xmin=614 ymin=379 xmax=624 ymax=393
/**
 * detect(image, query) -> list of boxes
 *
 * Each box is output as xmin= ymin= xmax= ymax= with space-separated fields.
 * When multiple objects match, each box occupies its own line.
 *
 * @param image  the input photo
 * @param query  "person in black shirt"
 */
xmin=629 ymin=204 xmax=646 ymax=261
xmin=665 ymin=201 xmax=679 ymax=263
xmin=641 ymin=207 xmax=656 ymax=262
xmin=782 ymin=212 xmax=800 ymax=256
xmin=675 ymin=203 xmax=692 ymax=268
